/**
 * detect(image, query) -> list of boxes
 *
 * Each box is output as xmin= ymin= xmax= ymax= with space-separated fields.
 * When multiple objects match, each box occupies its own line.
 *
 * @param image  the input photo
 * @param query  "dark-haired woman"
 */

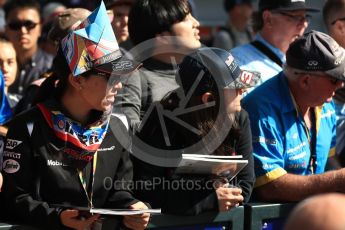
xmin=2 ymin=2 xmax=149 ymax=230
xmin=132 ymin=47 xmax=259 ymax=215
xmin=114 ymin=0 xmax=201 ymax=128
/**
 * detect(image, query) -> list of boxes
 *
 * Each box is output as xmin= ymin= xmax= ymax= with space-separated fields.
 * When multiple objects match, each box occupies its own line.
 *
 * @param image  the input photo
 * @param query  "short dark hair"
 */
xmin=0 ymin=34 xmax=11 ymax=43
xmin=128 ymin=0 xmax=190 ymax=45
xmin=251 ymin=10 xmax=264 ymax=33
xmin=323 ymin=0 xmax=345 ymax=30
xmin=105 ymin=0 xmax=135 ymax=9
xmin=34 ymin=46 xmax=94 ymax=105
xmin=223 ymin=0 xmax=253 ymax=12
xmin=4 ymin=0 xmax=41 ymax=20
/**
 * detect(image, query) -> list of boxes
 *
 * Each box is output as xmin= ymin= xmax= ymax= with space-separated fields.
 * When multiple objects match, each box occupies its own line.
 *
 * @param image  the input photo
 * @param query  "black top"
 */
xmin=2 ymin=105 xmax=137 ymax=229
xmin=131 ymin=90 xmax=255 ymax=215
xmin=8 ymin=48 xmax=53 ymax=96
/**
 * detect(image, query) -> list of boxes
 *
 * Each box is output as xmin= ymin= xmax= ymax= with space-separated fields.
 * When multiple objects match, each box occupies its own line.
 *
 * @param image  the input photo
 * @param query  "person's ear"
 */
xmin=300 ymin=74 xmax=311 ymax=89
xmin=262 ymin=10 xmax=273 ymax=27
xmin=155 ymin=32 xmax=171 ymax=44
xmin=68 ymin=74 xmax=84 ymax=91
xmin=201 ymin=92 xmax=214 ymax=104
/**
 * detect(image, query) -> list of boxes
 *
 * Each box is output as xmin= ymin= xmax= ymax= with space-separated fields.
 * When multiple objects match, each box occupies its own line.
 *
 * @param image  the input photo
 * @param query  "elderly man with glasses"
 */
xmin=4 ymin=0 xmax=53 ymax=97
xmin=242 ymin=31 xmax=345 ymax=202
xmin=231 ymin=0 xmax=318 ymax=94
xmin=323 ymin=0 xmax=345 ymax=168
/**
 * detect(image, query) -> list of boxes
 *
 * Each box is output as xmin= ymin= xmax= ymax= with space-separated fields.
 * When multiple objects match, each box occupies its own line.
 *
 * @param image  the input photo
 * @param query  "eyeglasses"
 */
xmin=331 ymin=17 xmax=345 ymax=25
xmin=7 ymin=20 xmax=39 ymax=31
xmin=87 ymin=70 xmax=123 ymax=85
xmin=106 ymin=75 xmax=123 ymax=86
xmin=88 ymin=70 xmax=111 ymax=78
xmin=294 ymin=72 xmax=340 ymax=85
xmin=274 ymin=11 xmax=311 ymax=24
xmin=314 ymin=74 xmax=340 ymax=85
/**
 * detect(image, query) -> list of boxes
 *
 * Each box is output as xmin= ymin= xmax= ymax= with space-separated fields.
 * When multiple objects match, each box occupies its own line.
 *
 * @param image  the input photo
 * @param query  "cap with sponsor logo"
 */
xmin=61 ymin=1 xmax=140 ymax=77
xmin=286 ymin=30 xmax=345 ymax=81
xmin=177 ymin=47 xmax=261 ymax=95
xmin=259 ymin=0 xmax=319 ymax=12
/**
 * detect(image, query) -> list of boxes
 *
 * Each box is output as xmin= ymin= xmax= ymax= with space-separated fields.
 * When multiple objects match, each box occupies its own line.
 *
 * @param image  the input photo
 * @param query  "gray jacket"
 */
xmin=114 ymin=58 xmax=179 ymax=128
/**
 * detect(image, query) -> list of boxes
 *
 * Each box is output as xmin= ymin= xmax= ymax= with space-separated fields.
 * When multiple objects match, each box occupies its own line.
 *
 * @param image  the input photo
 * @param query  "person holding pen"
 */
xmin=1 ymin=2 xmax=150 ymax=229
xmin=133 ymin=47 xmax=260 ymax=214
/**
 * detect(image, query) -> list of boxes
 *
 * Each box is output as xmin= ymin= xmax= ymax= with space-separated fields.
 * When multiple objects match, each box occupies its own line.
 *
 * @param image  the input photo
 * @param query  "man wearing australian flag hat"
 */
xmin=1 ymin=1 xmax=150 ymax=230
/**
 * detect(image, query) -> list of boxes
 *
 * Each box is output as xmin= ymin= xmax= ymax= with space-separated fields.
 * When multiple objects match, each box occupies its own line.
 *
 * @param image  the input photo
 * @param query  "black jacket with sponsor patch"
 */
xmin=1 ymin=106 xmax=137 ymax=229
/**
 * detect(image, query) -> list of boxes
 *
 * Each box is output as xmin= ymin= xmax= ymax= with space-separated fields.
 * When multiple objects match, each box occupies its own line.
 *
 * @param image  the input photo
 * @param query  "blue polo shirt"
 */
xmin=231 ymin=34 xmax=285 ymax=94
xmin=242 ymin=72 xmax=336 ymax=187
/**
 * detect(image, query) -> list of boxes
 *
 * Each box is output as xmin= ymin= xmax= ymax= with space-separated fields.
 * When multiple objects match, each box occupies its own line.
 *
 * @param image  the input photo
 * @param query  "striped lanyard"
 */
xmin=78 ymin=152 xmax=98 ymax=208
xmin=290 ymin=91 xmax=317 ymax=174
xmin=300 ymin=109 xmax=317 ymax=174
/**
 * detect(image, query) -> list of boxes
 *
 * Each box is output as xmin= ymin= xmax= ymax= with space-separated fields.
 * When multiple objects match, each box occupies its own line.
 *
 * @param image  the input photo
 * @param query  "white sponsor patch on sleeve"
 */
xmin=3 ymin=159 xmax=20 ymax=173
xmin=6 ymin=139 xmax=23 ymax=150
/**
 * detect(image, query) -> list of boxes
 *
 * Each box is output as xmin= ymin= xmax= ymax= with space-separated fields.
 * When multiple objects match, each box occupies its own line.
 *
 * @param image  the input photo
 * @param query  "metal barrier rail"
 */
xmin=0 ymin=223 xmax=37 ymax=229
xmin=147 ymin=206 xmax=244 ymax=230
xmin=0 ymin=203 xmax=297 ymax=230
xmin=244 ymin=203 xmax=296 ymax=230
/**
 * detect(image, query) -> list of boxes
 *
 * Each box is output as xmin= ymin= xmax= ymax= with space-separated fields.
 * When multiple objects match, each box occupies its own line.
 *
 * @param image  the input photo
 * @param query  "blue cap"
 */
xmin=177 ymin=47 xmax=261 ymax=95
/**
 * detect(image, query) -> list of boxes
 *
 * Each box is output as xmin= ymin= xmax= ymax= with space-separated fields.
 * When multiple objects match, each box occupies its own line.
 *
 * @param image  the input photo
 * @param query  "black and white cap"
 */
xmin=286 ymin=30 xmax=345 ymax=81
xmin=259 ymin=0 xmax=319 ymax=12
